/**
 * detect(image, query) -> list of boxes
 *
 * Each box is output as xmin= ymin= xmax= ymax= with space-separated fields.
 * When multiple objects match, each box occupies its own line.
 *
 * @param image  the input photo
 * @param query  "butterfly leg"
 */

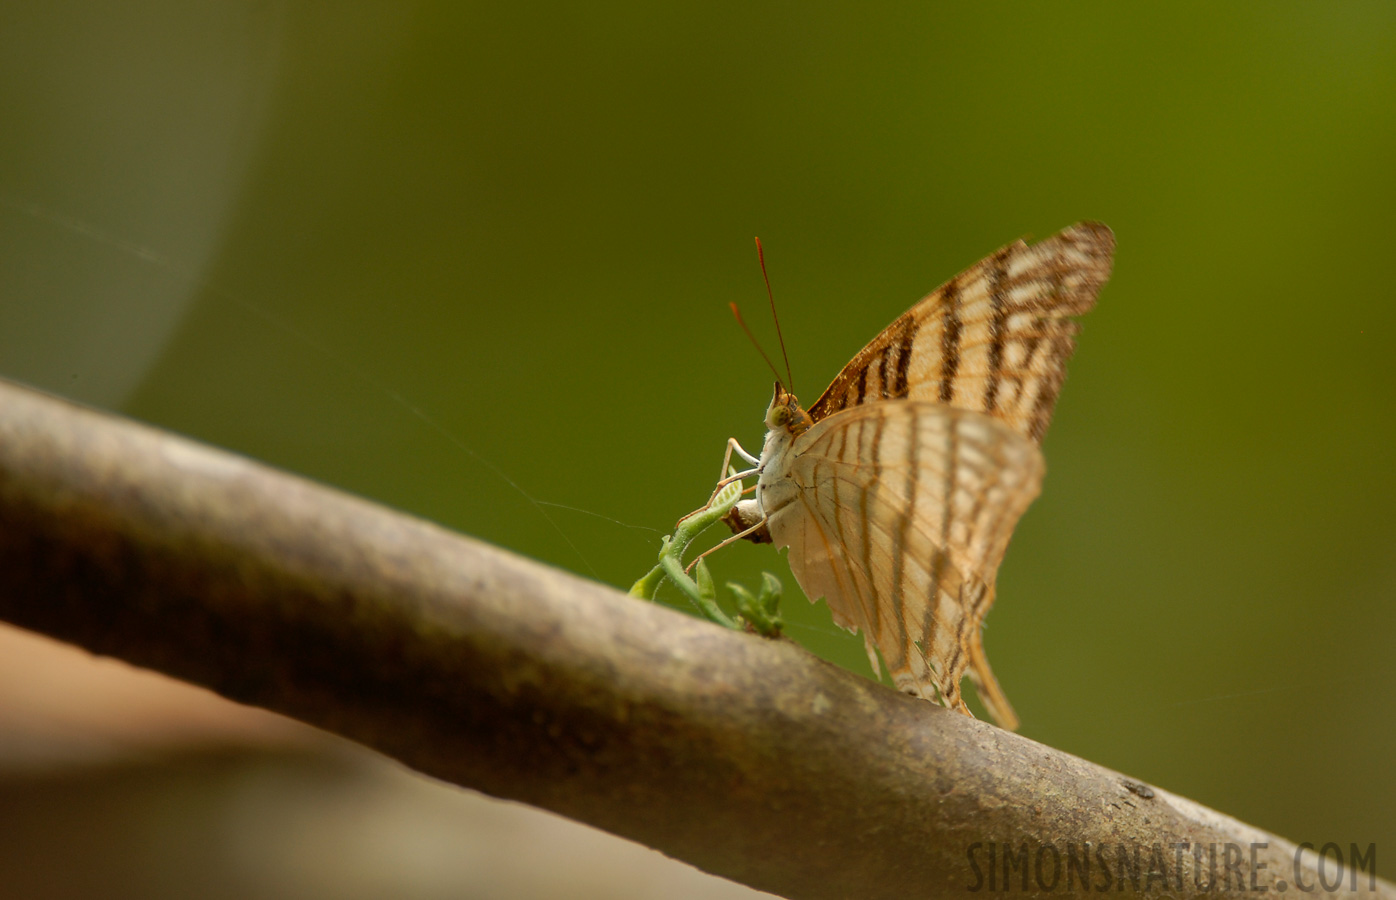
xmin=678 ymin=439 xmax=760 ymax=526
xmin=723 ymin=436 xmax=762 ymax=473
xmin=677 ymin=476 xmax=756 ymax=531
xmin=683 ymin=513 xmax=770 ymax=575
xmin=704 ymin=437 xmax=759 ymax=501
xmin=704 ymin=466 xmax=757 ymax=500
xmin=709 ymin=437 xmax=760 ymax=488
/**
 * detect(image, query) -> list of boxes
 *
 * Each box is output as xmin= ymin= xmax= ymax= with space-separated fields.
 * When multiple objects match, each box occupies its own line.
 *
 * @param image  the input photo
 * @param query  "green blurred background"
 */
xmin=1 ymin=3 xmax=1392 ymax=897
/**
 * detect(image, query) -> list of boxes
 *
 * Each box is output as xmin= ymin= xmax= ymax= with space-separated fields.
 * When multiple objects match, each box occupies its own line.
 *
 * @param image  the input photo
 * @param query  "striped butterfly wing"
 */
xmin=807 ymin=221 xmax=1115 ymax=443
xmin=766 ymin=223 xmax=1112 ymax=726
xmin=768 ymin=402 xmax=1044 ymax=729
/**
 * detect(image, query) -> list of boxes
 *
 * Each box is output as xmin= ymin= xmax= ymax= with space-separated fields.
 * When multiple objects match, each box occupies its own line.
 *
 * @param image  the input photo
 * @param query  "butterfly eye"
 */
xmin=768 ymin=405 xmax=791 ymax=428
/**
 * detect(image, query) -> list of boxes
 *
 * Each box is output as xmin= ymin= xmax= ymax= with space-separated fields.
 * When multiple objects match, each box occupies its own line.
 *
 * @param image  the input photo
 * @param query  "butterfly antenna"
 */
xmin=754 ymin=237 xmax=794 ymax=391
xmin=729 ymin=302 xmax=784 ymax=385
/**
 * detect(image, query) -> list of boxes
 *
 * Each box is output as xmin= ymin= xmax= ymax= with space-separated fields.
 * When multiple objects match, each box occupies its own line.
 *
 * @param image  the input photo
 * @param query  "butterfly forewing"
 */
xmin=807 ymin=221 xmax=1114 ymax=444
xmin=766 ymin=402 xmax=1043 ymax=728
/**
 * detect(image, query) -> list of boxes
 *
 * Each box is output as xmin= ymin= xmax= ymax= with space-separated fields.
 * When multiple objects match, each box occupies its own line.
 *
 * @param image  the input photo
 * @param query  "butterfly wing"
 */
xmin=807 ymin=221 xmax=1114 ymax=444
xmin=766 ymin=401 xmax=1044 ymax=729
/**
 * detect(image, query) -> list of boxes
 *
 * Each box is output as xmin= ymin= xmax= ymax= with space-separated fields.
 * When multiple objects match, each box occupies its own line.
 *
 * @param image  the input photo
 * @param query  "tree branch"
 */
xmin=0 ymin=378 xmax=1387 ymax=899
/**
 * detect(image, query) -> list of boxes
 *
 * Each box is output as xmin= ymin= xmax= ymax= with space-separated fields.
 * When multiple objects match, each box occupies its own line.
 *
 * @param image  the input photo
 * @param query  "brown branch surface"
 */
xmin=0 ymin=377 xmax=1387 ymax=899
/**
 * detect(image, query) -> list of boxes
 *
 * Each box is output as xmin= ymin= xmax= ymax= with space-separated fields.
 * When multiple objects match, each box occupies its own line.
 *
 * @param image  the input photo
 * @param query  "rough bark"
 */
xmin=0 ymin=377 xmax=1387 ymax=899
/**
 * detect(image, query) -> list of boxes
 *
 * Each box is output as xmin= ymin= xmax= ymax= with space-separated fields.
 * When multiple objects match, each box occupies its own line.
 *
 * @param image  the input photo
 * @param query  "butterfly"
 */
xmin=715 ymin=222 xmax=1115 ymax=729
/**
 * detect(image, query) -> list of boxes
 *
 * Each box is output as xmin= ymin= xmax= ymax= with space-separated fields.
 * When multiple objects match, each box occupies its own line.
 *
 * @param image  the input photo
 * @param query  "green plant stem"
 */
xmin=628 ymin=475 xmax=744 ymax=629
xmin=659 ymin=543 xmax=734 ymax=629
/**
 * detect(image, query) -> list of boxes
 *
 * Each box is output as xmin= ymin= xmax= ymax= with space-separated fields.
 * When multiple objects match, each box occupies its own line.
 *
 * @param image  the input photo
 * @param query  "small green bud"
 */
xmin=695 ymin=558 xmax=716 ymax=602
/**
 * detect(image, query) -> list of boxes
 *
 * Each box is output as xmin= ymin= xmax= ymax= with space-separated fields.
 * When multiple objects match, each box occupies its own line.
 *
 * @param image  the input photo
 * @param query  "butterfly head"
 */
xmin=764 ymin=381 xmax=813 ymax=437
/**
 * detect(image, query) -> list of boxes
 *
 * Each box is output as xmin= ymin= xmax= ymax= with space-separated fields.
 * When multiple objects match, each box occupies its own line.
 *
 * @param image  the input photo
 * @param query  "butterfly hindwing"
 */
xmin=766 ymin=401 xmax=1044 ymax=728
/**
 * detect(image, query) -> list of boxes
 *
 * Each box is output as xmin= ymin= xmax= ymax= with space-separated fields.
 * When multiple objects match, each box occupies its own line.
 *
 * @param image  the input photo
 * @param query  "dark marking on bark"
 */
xmin=1122 ymin=779 xmax=1156 ymax=800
